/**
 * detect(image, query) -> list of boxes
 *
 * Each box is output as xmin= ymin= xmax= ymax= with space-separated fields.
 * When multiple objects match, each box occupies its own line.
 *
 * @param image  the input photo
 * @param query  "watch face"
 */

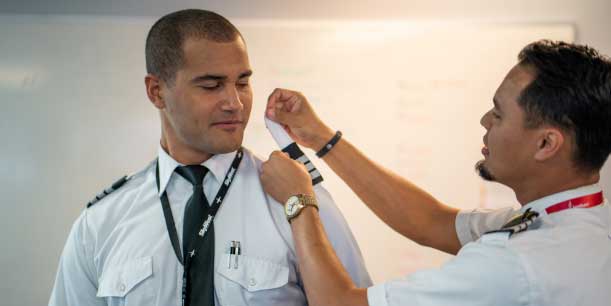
xmin=285 ymin=196 xmax=301 ymax=216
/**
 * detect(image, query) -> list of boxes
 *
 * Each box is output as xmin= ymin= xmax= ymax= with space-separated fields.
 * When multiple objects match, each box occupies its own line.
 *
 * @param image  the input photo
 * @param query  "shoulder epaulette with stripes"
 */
xmin=86 ymin=175 xmax=131 ymax=208
xmin=484 ymin=208 xmax=540 ymax=237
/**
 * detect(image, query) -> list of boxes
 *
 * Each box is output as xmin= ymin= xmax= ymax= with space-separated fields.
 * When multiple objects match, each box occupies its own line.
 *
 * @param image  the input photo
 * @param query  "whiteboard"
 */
xmin=0 ymin=16 xmax=573 ymax=305
xmin=240 ymin=20 xmax=574 ymax=280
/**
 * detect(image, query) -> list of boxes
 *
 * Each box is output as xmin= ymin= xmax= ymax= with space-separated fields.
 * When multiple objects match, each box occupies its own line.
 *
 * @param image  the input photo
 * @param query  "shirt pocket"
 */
xmin=97 ymin=256 xmax=155 ymax=306
xmin=216 ymin=254 xmax=290 ymax=306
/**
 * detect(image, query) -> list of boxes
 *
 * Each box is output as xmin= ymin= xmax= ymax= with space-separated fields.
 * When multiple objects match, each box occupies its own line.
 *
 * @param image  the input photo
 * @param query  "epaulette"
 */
xmin=86 ymin=175 xmax=131 ymax=208
xmin=484 ymin=208 xmax=540 ymax=237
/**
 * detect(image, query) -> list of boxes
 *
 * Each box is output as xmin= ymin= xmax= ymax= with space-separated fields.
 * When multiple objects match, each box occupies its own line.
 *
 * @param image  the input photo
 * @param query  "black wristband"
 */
xmin=316 ymin=131 xmax=342 ymax=158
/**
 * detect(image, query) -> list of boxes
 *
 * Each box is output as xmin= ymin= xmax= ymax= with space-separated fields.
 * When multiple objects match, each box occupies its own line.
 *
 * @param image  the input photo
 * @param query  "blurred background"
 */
xmin=1 ymin=1 xmax=610 ymax=305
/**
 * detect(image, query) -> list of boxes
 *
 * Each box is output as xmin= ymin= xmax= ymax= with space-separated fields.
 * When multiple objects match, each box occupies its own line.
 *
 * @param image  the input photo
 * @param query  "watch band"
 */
xmin=299 ymin=194 xmax=318 ymax=207
xmin=288 ymin=203 xmax=318 ymax=223
xmin=316 ymin=131 xmax=342 ymax=158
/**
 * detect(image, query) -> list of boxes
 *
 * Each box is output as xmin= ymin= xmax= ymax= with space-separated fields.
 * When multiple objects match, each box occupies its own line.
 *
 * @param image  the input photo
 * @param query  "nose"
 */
xmin=480 ymin=109 xmax=492 ymax=130
xmin=221 ymin=85 xmax=244 ymax=112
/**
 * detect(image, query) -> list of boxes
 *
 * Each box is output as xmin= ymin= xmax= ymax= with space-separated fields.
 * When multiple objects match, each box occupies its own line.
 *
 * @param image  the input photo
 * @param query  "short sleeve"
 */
xmin=367 ymin=241 xmax=531 ymax=306
xmin=49 ymin=210 xmax=104 ymax=306
xmin=455 ymin=207 xmax=516 ymax=246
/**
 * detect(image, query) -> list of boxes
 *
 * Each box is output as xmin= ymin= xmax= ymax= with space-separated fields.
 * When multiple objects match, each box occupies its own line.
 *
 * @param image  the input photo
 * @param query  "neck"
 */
xmin=160 ymin=130 xmax=212 ymax=166
xmin=512 ymin=170 xmax=600 ymax=205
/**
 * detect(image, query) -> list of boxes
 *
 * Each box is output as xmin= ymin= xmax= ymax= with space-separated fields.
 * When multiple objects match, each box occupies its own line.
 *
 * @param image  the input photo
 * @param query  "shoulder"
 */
xmin=477 ymin=208 xmax=540 ymax=245
xmin=455 ymin=206 xmax=517 ymax=245
xmin=80 ymin=161 xmax=156 ymax=241
xmin=235 ymin=147 xmax=269 ymax=180
xmin=85 ymin=161 xmax=154 ymax=210
xmin=86 ymin=175 xmax=130 ymax=208
xmin=240 ymin=147 xmax=264 ymax=167
xmin=459 ymin=210 xmax=543 ymax=281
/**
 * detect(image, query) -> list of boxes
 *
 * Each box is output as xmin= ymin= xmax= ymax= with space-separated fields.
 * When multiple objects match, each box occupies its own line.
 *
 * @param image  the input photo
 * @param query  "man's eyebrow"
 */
xmin=239 ymin=70 xmax=253 ymax=78
xmin=190 ymin=74 xmax=227 ymax=83
xmin=190 ymin=70 xmax=252 ymax=83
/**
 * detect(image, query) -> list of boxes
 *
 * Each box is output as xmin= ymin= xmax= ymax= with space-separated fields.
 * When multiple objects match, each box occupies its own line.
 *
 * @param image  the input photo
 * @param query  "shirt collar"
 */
xmin=157 ymin=145 xmax=239 ymax=196
xmin=520 ymin=183 xmax=604 ymax=216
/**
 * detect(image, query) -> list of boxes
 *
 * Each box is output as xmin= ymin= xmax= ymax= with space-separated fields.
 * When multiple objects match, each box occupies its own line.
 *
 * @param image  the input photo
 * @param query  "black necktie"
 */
xmin=175 ymin=165 xmax=215 ymax=306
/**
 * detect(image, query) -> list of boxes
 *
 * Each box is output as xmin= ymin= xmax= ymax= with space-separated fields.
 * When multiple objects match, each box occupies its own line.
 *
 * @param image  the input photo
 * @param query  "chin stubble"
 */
xmin=475 ymin=160 xmax=496 ymax=181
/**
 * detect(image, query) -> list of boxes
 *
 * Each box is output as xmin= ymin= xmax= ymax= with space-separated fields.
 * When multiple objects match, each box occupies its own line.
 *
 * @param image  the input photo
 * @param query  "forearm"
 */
xmin=265 ymin=89 xmax=463 ymax=253
xmin=315 ymin=133 xmax=462 ymax=254
xmin=291 ymin=208 xmax=368 ymax=306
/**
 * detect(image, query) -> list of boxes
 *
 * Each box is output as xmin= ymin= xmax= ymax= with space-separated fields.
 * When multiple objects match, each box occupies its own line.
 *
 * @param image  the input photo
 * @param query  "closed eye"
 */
xmin=199 ymin=83 xmax=222 ymax=90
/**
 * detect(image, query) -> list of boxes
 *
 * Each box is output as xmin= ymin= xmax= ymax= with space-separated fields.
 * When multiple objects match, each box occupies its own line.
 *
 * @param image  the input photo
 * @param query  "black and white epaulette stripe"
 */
xmin=484 ymin=208 xmax=540 ymax=237
xmin=86 ymin=175 xmax=131 ymax=208
xmin=282 ymin=143 xmax=324 ymax=186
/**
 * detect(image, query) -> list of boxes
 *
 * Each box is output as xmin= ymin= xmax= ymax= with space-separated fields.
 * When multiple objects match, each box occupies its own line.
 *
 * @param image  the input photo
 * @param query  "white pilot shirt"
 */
xmin=49 ymin=146 xmax=372 ymax=306
xmin=368 ymin=184 xmax=611 ymax=306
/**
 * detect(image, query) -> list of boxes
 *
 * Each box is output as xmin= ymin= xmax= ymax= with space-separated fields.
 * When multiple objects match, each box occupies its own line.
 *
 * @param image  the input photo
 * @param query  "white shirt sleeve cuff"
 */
xmin=367 ymin=284 xmax=389 ymax=306
xmin=455 ymin=209 xmax=476 ymax=246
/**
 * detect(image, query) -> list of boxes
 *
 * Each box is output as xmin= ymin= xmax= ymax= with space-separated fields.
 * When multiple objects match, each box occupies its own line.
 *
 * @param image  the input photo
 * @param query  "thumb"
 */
xmin=272 ymin=102 xmax=294 ymax=125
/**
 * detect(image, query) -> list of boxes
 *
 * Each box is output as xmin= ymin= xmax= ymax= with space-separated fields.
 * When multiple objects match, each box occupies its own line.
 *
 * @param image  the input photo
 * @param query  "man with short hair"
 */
xmin=49 ymin=9 xmax=372 ymax=306
xmin=260 ymin=40 xmax=611 ymax=306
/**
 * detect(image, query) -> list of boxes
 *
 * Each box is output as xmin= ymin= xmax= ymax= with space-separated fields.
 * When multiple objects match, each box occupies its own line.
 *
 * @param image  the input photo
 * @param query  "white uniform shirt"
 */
xmin=49 ymin=147 xmax=372 ymax=306
xmin=368 ymin=184 xmax=611 ymax=306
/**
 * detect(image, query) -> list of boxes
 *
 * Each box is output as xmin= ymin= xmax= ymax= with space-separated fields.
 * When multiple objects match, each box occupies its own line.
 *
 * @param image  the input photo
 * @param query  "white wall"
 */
xmin=1 ymin=1 xmax=609 ymax=184
xmin=1 ymin=1 xmax=610 ymax=306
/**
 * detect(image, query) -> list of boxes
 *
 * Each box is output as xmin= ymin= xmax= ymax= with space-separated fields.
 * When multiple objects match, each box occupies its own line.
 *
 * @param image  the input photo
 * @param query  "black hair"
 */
xmin=145 ymin=9 xmax=242 ymax=84
xmin=517 ymin=40 xmax=611 ymax=171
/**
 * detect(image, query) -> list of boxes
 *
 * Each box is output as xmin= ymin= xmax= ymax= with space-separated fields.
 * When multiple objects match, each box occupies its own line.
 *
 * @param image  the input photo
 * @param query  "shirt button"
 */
xmin=118 ymin=283 xmax=126 ymax=292
xmin=249 ymin=278 xmax=257 ymax=287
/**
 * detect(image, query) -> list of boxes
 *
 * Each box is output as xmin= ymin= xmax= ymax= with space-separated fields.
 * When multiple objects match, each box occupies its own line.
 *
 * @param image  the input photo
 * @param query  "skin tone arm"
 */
xmin=261 ymin=151 xmax=368 ymax=306
xmin=262 ymin=88 xmax=463 ymax=255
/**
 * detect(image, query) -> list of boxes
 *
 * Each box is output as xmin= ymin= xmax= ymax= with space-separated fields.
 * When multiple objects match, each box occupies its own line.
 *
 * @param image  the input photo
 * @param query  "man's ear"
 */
xmin=534 ymin=128 xmax=565 ymax=162
xmin=145 ymin=74 xmax=165 ymax=110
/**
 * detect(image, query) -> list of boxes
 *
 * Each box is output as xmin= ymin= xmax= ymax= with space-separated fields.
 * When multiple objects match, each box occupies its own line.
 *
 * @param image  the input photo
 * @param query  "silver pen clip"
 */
xmin=234 ymin=241 xmax=241 ymax=269
xmin=228 ymin=241 xmax=236 ymax=269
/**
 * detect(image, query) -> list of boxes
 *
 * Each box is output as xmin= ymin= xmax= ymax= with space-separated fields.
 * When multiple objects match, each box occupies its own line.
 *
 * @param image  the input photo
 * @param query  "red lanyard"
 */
xmin=545 ymin=191 xmax=604 ymax=214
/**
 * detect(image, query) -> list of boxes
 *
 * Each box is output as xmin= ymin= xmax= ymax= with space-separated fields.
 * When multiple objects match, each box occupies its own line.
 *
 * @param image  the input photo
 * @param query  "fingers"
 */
xmin=260 ymin=150 xmax=312 ymax=204
xmin=268 ymin=150 xmax=289 ymax=160
xmin=266 ymin=88 xmax=287 ymax=120
xmin=265 ymin=88 xmax=331 ymax=149
xmin=266 ymin=88 xmax=304 ymax=124
xmin=262 ymin=151 xmax=307 ymax=177
xmin=261 ymin=151 xmax=289 ymax=173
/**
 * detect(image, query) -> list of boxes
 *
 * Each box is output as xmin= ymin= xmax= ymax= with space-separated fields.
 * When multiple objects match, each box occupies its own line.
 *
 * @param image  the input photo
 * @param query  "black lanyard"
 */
xmin=155 ymin=149 xmax=243 ymax=305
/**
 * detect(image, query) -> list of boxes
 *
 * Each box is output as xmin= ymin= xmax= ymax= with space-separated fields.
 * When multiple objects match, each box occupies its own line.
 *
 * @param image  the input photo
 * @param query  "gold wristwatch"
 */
xmin=285 ymin=194 xmax=318 ymax=223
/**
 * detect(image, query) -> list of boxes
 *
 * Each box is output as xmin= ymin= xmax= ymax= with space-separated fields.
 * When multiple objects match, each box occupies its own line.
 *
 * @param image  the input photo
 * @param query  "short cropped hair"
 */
xmin=145 ymin=9 xmax=243 ymax=83
xmin=517 ymin=40 xmax=611 ymax=171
